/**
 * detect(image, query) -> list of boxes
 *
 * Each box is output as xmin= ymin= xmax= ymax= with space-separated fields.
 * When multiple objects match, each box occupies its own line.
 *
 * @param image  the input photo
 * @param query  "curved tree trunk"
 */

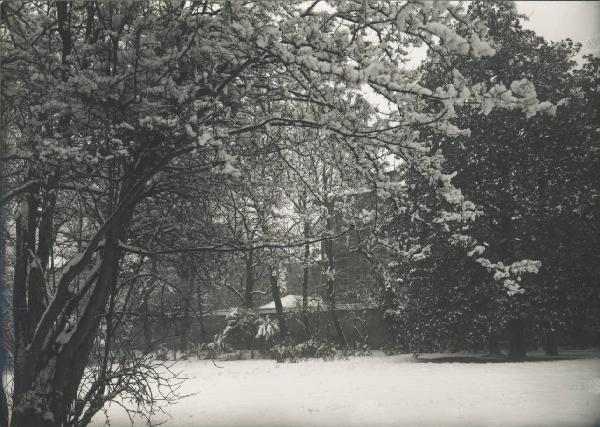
xmin=10 ymin=196 xmax=134 ymax=426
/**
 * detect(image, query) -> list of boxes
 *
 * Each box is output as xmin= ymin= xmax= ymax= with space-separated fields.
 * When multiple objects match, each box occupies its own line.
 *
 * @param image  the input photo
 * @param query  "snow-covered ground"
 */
xmin=92 ymin=351 xmax=600 ymax=427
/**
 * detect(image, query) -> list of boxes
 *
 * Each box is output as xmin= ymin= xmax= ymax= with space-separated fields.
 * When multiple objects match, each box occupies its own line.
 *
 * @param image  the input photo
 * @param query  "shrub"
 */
xmin=255 ymin=315 xmax=280 ymax=346
xmin=268 ymin=344 xmax=299 ymax=363
xmin=215 ymin=307 xmax=258 ymax=350
xmin=382 ymin=343 xmax=405 ymax=356
xmin=313 ymin=339 xmax=336 ymax=361
xmin=342 ymin=342 xmax=372 ymax=358
xmin=265 ymin=338 xmax=337 ymax=362
xmin=186 ymin=342 xmax=220 ymax=360
xmin=154 ymin=343 xmax=170 ymax=361
xmin=221 ymin=350 xmax=246 ymax=361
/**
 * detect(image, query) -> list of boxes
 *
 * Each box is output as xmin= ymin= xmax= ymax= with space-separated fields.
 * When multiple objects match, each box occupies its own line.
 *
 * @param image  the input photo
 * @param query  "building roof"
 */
xmin=206 ymin=297 xmax=378 ymax=317
xmin=259 ymin=295 xmax=323 ymax=310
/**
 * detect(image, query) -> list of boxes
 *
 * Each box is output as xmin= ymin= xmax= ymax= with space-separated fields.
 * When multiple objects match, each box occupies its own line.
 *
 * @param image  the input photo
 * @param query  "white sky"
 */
xmin=405 ymin=1 xmax=600 ymax=66
xmin=369 ymin=1 xmax=600 ymax=170
xmin=315 ymin=1 xmax=600 ymax=68
xmin=517 ymin=1 xmax=600 ymax=59
xmin=367 ymin=1 xmax=600 ymax=107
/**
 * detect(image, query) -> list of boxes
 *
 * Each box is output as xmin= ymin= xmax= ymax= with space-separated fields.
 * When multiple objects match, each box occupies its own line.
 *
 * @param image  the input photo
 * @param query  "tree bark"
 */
xmin=0 ymin=378 xmax=7 ymax=427
xmin=180 ymin=274 xmax=192 ymax=353
xmin=196 ymin=286 xmax=206 ymax=343
xmin=324 ymin=203 xmax=347 ymax=347
xmin=10 ymin=200 xmax=134 ymax=427
xmin=141 ymin=295 xmax=152 ymax=352
xmin=141 ymin=257 xmax=157 ymax=353
xmin=10 ymin=2 xmax=73 ymax=415
xmin=270 ymin=269 xmax=288 ymax=340
xmin=55 ymin=212 xmax=132 ymax=425
xmin=243 ymin=249 xmax=254 ymax=308
xmin=12 ymin=200 xmax=35 ymax=417
xmin=302 ymin=220 xmax=311 ymax=338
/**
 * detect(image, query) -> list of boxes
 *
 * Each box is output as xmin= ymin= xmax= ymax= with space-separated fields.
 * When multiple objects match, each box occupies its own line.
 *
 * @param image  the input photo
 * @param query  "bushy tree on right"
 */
xmin=386 ymin=2 xmax=600 ymax=359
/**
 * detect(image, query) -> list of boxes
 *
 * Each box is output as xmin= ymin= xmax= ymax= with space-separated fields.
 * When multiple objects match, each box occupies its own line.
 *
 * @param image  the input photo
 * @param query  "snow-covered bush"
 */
xmin=269 ymin=344 xmax=299 ymax=363
xmin=154 ymin=343 xmax=170 ymax=361
xmin=313 ymin=340 xmax=337 ymax=361
xmin=221 ymin=350 xmax=247 ymax=361
xmin=215 ymin=308 xmax=258 ymax=350
xmin=342 ymin=342 xmax=373 ymax=358
xmin=181 ymin=343 xmax=213 ymax=361
xmin=255 ymin=315 xmax=280 ymax=345
xmin=266 ymin=338 xmax=337 ymax=362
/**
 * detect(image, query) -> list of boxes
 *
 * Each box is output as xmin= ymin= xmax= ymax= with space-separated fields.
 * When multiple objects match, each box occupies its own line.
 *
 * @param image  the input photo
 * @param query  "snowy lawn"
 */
xmin=92 ymin=350 xmax=600 ymax=427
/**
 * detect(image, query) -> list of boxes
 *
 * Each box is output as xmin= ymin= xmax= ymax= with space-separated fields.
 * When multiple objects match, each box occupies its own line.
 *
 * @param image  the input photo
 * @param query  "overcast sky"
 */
xmin=365 ymin=1 xmax=600 ymax=116
xmin=517 ymin=1 xmax=600 ymax=58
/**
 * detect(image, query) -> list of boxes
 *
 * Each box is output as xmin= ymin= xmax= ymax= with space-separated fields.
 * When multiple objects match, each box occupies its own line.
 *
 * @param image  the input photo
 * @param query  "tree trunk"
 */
xmin=180 ymin=274 xmax=192 ymax=354
xmin=180 ymin=300 xmax=191 ymax=354
xmin=244 ymin=249 xmax=254 ymax=308
xmin=507 ymin=318 xmax=527 ymax=360
xmin=270 ymin=269 xmax=288 ymax=340
xmin=11 ymin=203 xmax=134 ymax=427
xmin=302 ymin=221 xmax=311 ymax=338
xmin=55 ymin=215 xmax=132 ymax=424
xmin=0 ymin=381 xmax=7 ymax=427
xmin=142 ymin=295 xmax=152 ymax=352
xmin=544 ymin=330 xmax=558 ymax=356
xmin=196 ymin=287 xmax=206 ymax=343
xmin=323 ymin=205 xmax=347 ymax=347
xmin=12 ymin=198 xmax=37 ymax=421
xmin=141 ymin=257 xmax=157 ymax=353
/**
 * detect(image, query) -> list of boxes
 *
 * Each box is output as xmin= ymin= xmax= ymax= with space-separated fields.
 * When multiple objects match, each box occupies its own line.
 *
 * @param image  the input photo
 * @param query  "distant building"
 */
xmin=258 ymin=295 xmax=323 ymax=310
xmin=206 ymin=188 xmax=382 ymax=311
